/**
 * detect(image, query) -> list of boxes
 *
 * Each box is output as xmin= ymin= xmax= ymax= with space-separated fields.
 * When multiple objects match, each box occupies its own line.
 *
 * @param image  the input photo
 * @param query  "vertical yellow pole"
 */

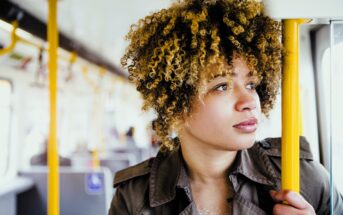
xmin=48 ymin=0 xmax=59 ymax=215
xmin=282 ymin=19 xmax=300 ymax=193
xmin=282 ymin=19 xmax=308 ymax=193
xmin=92 ymin=150 xmax=100 ymax=169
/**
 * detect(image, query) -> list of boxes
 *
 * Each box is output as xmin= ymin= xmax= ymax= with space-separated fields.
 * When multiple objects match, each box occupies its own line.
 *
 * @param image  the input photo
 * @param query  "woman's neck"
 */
xmin=179 ymin=133 xmax=237 ymax=184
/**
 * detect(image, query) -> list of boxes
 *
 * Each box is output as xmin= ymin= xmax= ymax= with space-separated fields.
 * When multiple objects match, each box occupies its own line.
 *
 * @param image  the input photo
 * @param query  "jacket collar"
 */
xmin=230 ymin=136 xmax=313 ymax=189
xmin=149 ymin=148 xmax=183 ymax=207
xmin=262 ymin=136 xmax=313 ymax=160
xmin=148 ymin=142 xmax=280 ymax=207
xmin=230 ymin=143 xmax=279 ymax=189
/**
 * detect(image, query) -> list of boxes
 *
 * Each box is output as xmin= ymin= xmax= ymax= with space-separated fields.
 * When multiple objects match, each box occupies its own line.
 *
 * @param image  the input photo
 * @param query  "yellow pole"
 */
xmin=92 ymin=150 xmax=100 ymax=169
xmin=281 ymin=19 xmax=308 ymax=193
xmin=69 ymin=51 xmax=77 ymax=64
xmin=47 ymin=0 xmax=59 ymax=215
xmin=81 ymin=66 xmax=101 ymax=169
xmin=0 ymin=21 xmax=18 ymax=56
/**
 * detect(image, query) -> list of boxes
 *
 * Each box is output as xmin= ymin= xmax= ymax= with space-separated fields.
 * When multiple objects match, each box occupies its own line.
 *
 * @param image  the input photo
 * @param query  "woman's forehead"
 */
xmin=203 ymin=57 xmax=253 ymax=81
xmin=232 ymin=58 xmax=252 ymax=77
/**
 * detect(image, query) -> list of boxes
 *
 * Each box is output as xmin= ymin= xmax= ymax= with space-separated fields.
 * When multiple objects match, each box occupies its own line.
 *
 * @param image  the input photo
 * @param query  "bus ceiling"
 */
xmin=0 ymin=0 xmax=126 ymax=78
xmin=263 ymin=0 xmax=343 ymax=20
xmin=1 ymin=0 xmax=343 ymax=77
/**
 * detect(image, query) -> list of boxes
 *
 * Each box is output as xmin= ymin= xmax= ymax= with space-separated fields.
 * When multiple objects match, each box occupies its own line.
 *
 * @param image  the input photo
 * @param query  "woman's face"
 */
xmin=180 ymin=57 xmax=261 ymax=151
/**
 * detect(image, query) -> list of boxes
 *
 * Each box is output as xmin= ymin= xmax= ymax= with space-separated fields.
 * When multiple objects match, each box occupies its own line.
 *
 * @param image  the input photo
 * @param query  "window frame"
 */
xmin=312 ymin=22 xmax=343 ymax=170
xmin=0 ymin=77 xmax=13 ymax=178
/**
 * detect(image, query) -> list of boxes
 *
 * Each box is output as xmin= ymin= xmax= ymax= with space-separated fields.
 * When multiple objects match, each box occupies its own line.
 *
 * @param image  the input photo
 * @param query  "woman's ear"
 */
xmin=184 ymin=120 xmax=190 ymax=128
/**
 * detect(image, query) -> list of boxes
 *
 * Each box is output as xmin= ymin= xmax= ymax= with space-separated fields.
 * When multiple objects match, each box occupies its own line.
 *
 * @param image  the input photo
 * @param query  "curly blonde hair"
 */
xmin=121 ymin=0 xmax=282 ymax=151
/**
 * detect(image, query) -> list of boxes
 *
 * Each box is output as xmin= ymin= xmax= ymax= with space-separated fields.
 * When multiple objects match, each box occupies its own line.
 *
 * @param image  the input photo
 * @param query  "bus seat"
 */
xmin=17 ymin=167 xmax=112 ymax=215
xmin=0 ymin=177 xmax=34 ymax=215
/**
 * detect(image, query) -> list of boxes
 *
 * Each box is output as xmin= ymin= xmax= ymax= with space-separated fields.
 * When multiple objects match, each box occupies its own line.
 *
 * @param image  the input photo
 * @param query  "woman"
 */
xmin=109 ymin=0 xmax=343 ymax=214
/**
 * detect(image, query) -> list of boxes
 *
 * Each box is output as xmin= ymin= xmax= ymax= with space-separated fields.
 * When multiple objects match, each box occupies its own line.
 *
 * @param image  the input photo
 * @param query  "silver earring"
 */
xmin=169 ymin=130 xmax=178 ymax=139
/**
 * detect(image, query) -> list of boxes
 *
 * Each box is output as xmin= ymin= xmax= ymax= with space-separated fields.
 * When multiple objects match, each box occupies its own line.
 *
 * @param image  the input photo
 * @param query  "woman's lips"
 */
xmin=233 ymin=118 xmax=258 ymax=133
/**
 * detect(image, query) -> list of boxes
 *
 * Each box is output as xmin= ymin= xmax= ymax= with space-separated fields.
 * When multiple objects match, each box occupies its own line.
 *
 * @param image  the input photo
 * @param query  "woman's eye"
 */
xmin=246 ymin=82 xmax=256 ymax=90
xmin=215 ymin=83 xmax=228 ymax=91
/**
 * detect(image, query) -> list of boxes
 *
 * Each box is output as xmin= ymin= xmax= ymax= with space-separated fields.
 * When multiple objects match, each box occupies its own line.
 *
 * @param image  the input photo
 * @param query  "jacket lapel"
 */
xmin=233 ymin=194 xmax=268 ymax=215
xmin=149 ymin=149 xmax=181 ymax=207
xmin=148 ymin=141 xmax=282 ymax=215
xmin=230 ymin=143 xmax=280 ymax=189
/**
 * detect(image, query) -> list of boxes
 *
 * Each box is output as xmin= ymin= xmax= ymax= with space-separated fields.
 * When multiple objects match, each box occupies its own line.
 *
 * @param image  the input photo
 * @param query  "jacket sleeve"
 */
xmin=263 ymin=137 xmax=343 ymax=214
xmin=108 ymin=187 xmax=130 ymax=215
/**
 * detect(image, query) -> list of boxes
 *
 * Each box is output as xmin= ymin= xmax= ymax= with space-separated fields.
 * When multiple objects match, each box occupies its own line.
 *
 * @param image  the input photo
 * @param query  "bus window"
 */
xmin=322 ymin=22 xmax=343 ymax=193
xmin=0 ymin=79 xmax=12 ymax=177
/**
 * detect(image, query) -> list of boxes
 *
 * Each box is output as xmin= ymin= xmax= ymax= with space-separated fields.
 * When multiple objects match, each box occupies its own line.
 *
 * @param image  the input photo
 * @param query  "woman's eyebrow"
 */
xmin=208 ymin=71 xmax=253 ymax=82
xmin=231 ymin=71 xmax=254 ymax=78
xmin=208 ymin=74 xmax=227 ymax=82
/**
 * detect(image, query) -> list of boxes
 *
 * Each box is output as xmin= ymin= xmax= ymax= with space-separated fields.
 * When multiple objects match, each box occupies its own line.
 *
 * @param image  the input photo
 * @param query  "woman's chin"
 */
xmin=230 ymin=136 xmax=256 ymax=150
xmin=213 ymin=138 xmax=255 ymax=151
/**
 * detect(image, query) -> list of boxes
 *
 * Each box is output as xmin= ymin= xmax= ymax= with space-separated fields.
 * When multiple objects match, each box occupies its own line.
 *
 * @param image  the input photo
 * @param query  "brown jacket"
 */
xmin=109 ymin=137 xmax=343 ymax=215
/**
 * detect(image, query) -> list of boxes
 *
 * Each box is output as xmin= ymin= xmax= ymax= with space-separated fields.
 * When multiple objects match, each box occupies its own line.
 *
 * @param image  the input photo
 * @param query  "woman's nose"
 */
xmin=234 ymin=89 xmax=257 ymax=112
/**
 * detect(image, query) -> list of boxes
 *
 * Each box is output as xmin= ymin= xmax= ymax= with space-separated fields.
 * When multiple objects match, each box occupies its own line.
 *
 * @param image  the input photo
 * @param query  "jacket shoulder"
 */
xmin=258 ymin=136 xmax=313 ymax=160
xmin=110 ymin=158 xmax=155 ymax=215
xmin=113 ymin=157 xmax=154 ymax=188
xmin=256 ymin=136 xmax=336 ymax=213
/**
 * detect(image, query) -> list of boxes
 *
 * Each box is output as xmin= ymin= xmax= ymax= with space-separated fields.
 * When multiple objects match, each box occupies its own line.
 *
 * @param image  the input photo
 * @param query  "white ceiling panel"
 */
xmin=10 ymin=0 xmax=173 ymax=70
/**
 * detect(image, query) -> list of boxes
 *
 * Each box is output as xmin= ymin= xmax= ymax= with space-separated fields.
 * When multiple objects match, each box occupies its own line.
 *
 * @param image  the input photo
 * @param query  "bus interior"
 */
xmin=0 ymin=0 xmax=343 ymax=214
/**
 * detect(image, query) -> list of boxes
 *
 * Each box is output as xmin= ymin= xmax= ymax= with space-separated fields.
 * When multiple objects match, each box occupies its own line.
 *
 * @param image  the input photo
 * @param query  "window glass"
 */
xmin=0 ymin=79 xmax=12 ymax=177
xmin=322 ymin=22 xmax=343 ymax=193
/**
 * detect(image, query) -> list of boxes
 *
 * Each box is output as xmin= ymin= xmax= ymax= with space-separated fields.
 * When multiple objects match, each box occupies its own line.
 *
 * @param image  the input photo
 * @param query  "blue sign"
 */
xmin=85 ymin=173 xmax=104 ymax=194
